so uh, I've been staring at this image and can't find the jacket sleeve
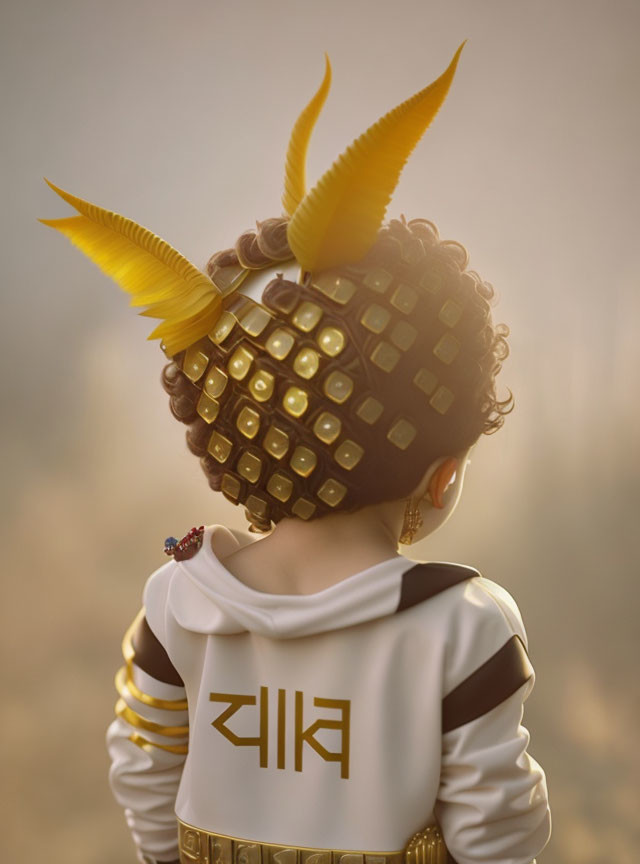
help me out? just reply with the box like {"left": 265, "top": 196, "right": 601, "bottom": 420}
{"left": 434, "top": 579, "right": 551, "bottom": 864}
{"left": 106, "top": 607, "right": 188, "bottom": 864}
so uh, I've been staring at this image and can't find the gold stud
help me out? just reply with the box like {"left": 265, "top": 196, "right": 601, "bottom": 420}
{"left": 317, "top": 478, "right": 347, "bottom": 507}
{"left": 283, "top": 386, "right": 309, "bottom": 417}
{"left": 360, "top": 303, "right": 391, "bottom": 334}
{"left": 290, "top": 445, "right": 317, "bottom": 477}
{"left": 313, "top": 411, "right": 342, "bottom": 444}
{"left": 433, "top": 332, "right": 461, "bottom": 365}
{"left": 370, "top": 341, "right": 401, "bottom": 372}
{"left": 265, "top": 328, "right": 295, "bottom": 360}
{"left": 413, "top": 368, "right": 438, "bottom": 396}
{"left": 237, "top": 451, "right": 263, "bottom": 483}
{"left": 263, "top": 426, "right": 290, "bottom": 460}
{"left": 204, "top": 366, "right": 228, "bottom": 399}
{"left": 248, "top": 369, "right": 275, "bottom": 402}
{"left": 390, "top": 283, "right": 418, "bottom": 314}
{"left": 208, "top": 311, "right": 236, "bottom": 345}
{"left": 236, "top": 406, "right": 261, "bottom": 439}
{"left": 390, "top": 321, "right": 418, "bottom": 351}
{"left": 419, "top": 269, "right": 445, "bottom": 295}
{"left": 401, "top": 237, "right": 423, "bottom": 265}
{"left": 438, "top": 298, "right": 464, "bottom": 328}
{"left": 430, "top": 385, "right": 455, "bottom": 415}
{"left": 356, "top": 396, "right": 384, "bottom": 424}
{"left": 183, "top": 346, "right": 209, "bottom": 382}
{"left": 363, "top": 268, "right": 393, "bottom": 294}
{"left": 334, "top": 439, "right": 364, "bottom": 470}
{"left": 291, "top": 498, "right": 316, "bottom": 520}
{"left": 196, "top": 392, "right": 220, "bottom": 424}
{"left": 221, "top": 473, "right": 241, "bottom": 501}
{"left": 238, "top": 304, "right": 271, "bottom": 337}
{"left": 208, "top": 431, "right": 233, "bottom": 463}
{"left": 387, "top": 418, "right": 418, "bottom": 450}
{"left": 323, "top": 371, "right": 353, "bottom": 404}
{"left": 312, "top": 274, "right": 357, "bottom": 305}
{"left": 246, "top": 495, "right": 268, "bottom": 518}
{"left": 228, "top": 346, "right": 254, "bottom": 380}
{"left": 293, "top": 347, "right": 320, "bottom": 379}
{"left": 317, "top": 326, "right": 346, "bottom": 357}
{"left": 267, "top": 471, "right": 294, "bottom": 502}
{"left": 292, "top": 301, "right": 323, "bottom": 332}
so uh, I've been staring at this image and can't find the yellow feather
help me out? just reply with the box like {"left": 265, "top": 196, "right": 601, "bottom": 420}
{"left": 39, "top": 179, "right": 222, "bottom": 354}
{"left": 287, "top": 42, "right": 465, "bottom": 274}
{"left": 281, "top": 53, "right": 332, "bottom": 218}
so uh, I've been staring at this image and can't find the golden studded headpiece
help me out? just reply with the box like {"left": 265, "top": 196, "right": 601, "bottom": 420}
{"left": 41, "top": 44, "right": 513, "bottom": 531}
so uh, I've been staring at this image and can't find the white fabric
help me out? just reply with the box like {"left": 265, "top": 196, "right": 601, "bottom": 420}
{"left": 109, "top": 523, "right": 550, "bottom": 863}
{"left": 107, "top": 645, "right": 189, "bottom": 861}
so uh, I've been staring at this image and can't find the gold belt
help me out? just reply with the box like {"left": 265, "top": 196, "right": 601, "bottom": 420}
{"left": 179, "top": 820, "right": 449, "bottom": 864}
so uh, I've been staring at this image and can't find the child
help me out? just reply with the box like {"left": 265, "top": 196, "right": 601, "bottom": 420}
{"left": 42, "top": 44, "right": 551, "bottom": 864}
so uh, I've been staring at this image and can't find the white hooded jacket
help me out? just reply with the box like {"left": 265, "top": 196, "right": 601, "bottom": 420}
{"left": 107, "top": 524, "right": 551, "bottom": 864}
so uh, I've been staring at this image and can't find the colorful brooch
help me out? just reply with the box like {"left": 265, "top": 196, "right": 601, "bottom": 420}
{"left": 164, "top": 525, "right": 205, "bottom": 561}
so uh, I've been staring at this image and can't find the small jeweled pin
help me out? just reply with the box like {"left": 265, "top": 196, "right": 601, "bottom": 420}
{"left": 164, "top": 526, "right": 205, "bottom": 561}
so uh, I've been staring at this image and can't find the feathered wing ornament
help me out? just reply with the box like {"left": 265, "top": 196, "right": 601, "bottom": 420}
{"left": 39, "top": 179, "right": 222, "bottom": 355}
{"left": 282, "top": 53, "right": 332, "bottom": 218}
{"left": 287, "top": 42, "right": 465, "bottom": 274}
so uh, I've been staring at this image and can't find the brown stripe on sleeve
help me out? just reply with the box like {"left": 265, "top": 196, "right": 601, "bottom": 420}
{"left": 442, "top": 635, "right": 533, "bottom": 734}
{"left": 396, "top": 562, "right": 478, "bottom": 612}
{"left": 131, "top": 615, "right": 184, "bottom": 687}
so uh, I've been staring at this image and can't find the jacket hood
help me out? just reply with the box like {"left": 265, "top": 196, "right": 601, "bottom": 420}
{"left": 159, "top": 524, "right": 406, "bottom": 640}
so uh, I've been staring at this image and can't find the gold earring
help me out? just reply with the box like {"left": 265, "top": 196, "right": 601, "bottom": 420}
{"left": 399, "top": 497, "right": 424, "bottom": 545}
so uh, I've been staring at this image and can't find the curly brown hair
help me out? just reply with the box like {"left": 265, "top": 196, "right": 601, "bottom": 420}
{"left": 161, "top": 216, "right": 513, "bottom": 530}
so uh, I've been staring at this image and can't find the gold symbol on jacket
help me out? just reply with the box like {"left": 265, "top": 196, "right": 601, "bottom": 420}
{"left": 209, "top": 686, "right": 351, "bottom": 778}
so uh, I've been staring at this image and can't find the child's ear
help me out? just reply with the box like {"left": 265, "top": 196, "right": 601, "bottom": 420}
{"left": 427, "top": 458, "right": 459, "bottom": 509}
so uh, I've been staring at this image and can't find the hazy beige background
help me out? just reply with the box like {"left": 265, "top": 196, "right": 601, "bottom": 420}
{"left": 2, "top": 0, "right": 639, "bottom": 861}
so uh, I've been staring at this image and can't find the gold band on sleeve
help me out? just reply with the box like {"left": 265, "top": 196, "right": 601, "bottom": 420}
{"left": 115, "top": 609, "right": 189, "bottom": 755}
{"left": 115, "top": 666, "right": 188, "bottom": 711}
{"left": 115, "top": 698, "right": 189, "bottom": 737}
{"left": 129, "top": 732, "right": 189, "bottom": 756}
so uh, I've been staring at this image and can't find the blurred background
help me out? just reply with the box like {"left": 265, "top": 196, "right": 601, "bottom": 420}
{"left": 2, "top": 1, "right": 638, "bottom": 861}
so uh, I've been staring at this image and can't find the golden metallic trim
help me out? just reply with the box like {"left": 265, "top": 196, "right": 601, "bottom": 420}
{"left": 292, "top": 301, "right": 323, "bottom": 332}
{"left": 129, "top": 732, "right": 188, "bottom": 756}
{"left": 197, "top": 391, "right": 220, "bottom": 424}
{"left": 312, "top": 273, "right": 358, "bottom": 305}
{"left": 313, "top": 411, "right": 342, "bottom": 444}
{"left": 432, "top": 332, "right": 461, "bottom": 365}
{"left": 438, "top": 298, "right": 464, "bottom": 328}
{"left": 116, "top": 698, "right": 189, "bottom": 737}
{"left": 263, "top": 425, "right": 290, "bottom": 460}
{"left": 115, "top": 666, "right": 188, "bottom": 712}
{"left": 238, "top": 304, "right": 272, "bottom": 337}
{"left": 283, "top": 385, "right": 310, "bottom": 418}
{"left": 208, "top": 431, "right": 233, "bottom": 464}
{"left": 183, "top": 346, "right": 209, "bottom": 383}
{"left": 208, "top": 310, "right": 237, "bottom": 345}
{"left": 316, "top": 477, "right": 347, "bottom": 507}
{"left": 405, "top": 827, "right": 448, "bottom": 864}
{"left": 248, "top": 369, "right": 275, "bottom": 402}
{"left": 429, "top": 385, "right": 455, "bottom": 415}
{"left": 237, "top": 451, "right": 263, "bottom": 484}
{"left": 121, "top": 607, "right": 146, "bottom": 667}
{"left": 390, "top": 283, "right": 418, "bottom": 314}
{"left": 221, "top": 473, "right": 242, "bottom": 500}
{"left": 203, "top": 366, "right": 228, "bottom": 399}
{"left": 178, "top": 818, "right": 409, "bottom": 858}
{"left": 356, "top": 396, "right": 384, "bottom": 425}
{"left": 291, "top": 497, "right": 316, "bottom": 520}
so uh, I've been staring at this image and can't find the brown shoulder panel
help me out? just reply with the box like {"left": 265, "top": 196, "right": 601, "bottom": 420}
{"left": 396, "top": 562, "right": 478, "bottom": 612}
{"left": 442, "top": 634, "right": 533, "bottom": 734}
{"left": 131, "top": 616, "right": 184, "bottom": 687}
